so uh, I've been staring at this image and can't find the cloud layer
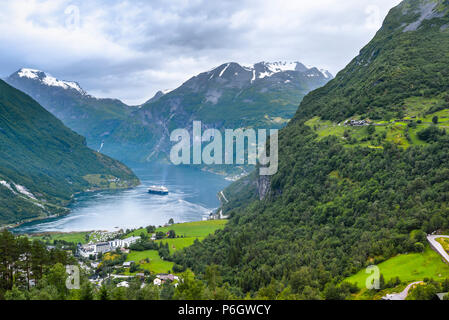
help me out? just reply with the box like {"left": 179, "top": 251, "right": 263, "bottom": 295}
{"left": 0, "top": 0, "right": 402, "bottom": 105}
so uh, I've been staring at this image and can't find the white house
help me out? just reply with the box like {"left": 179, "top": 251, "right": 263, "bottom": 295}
{"left": 123, "top": 261, "right": 134, "bottom": 268}
{"left": 78, "top": 244, "right": 96, "bottom": 258}
{"left": 110, "top": 236, "right": 141, "bottom": 249}
{"left": 95, "top": 242, "right": 111, "bottom": 254}
{"left": 123, "top": 236, "right": 141, "bottom": 247}
{"left": 153, "top": 278, "right": 162, "bottom": 286}
{"left": 77, "top": 235, "right": 141, "bottom": 258}
{"left": 117, "top": 281, "right": 129, "bottom": 288}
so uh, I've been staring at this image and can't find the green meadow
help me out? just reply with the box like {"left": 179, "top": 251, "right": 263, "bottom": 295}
{"left": 29, "top": 232, "right": 90, "bottom": 244}
{"left": 305, "top": 105, "right": 449, "bottom": 150}
{"left": 124, "top": 220, "right": 228, "bottom": 274}
{"left": 125, "top": 250, "right": 174, "bottom": 275}
{"left": 345, "top": 246, "right": 449, "bottom": 289}
{"left": 128, "top": 220, "right": 228, "bottom": 238}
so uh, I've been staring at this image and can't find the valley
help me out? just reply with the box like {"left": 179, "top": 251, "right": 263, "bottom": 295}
{"left": 2, "top": 0, "right": 449, "bottom": 302}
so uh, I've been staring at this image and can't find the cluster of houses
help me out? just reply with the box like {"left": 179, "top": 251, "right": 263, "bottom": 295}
{"left": 153, "top": 273, "right": 179, "bottom": 286}
{"left": 77, "top": 235, "right": 141, "bottom": 258}
{"left": 343, "top": 119, "right": 371, "bottom": 126}
{"left": 113, "top": 274, "right": 180, "bottom": 289}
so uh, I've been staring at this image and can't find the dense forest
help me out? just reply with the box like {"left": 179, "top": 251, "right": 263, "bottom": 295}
{"left": 173, "top": 0, "right": 449, "bottom": 298}
{"left": 175, "top": 124, "right": 449, "bottom": 297}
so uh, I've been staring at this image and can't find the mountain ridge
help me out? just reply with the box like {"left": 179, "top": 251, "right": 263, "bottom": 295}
{"left": 6, "top": 61, "right": 332, "bottom": 167}
{"left": 175, "top": 0, "right": 449, "bottom": 298}
{"left": 0, "top": 79, "right": 139, "bottom": 226}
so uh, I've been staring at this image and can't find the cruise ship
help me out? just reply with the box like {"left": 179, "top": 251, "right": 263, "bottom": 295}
{"left": 148, "top": 186, "right": 169, "bottom": 195}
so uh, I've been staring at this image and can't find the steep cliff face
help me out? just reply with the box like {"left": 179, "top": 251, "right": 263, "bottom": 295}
{"left": 258, "top": 175, "right": 271, "bottom": 200}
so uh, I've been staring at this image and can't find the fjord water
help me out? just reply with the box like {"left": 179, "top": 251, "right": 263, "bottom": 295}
{"left": 14, "top": 164, "right": 231, "bottom": 233}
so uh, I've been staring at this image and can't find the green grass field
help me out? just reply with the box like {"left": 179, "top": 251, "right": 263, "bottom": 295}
{"left": 128, "top": 220, "right": 228, "bottom": 238}
{"left": 157, "top": 220, "right": 227, "bottom": 237}
{"left": 156, "top": 237, "right": 199, "bottom": 253}
{"left": 125, "top": 250, "right": 174, "bottom": 275}
{"left": 30, "top": 232, "right": 90, "bottom": 244}
{"left": 305, "top": 106, "right": 449, "bottom": 150}
{"left": 345, "top": 247, "right": 449, "bottom": 289}
{"left": 123, "top": 220, "right": 228, "bottom": 274}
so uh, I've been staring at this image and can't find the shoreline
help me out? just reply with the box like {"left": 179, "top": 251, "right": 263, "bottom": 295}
{"left": 3, "top": 182, "right": 140, "bottom": 232}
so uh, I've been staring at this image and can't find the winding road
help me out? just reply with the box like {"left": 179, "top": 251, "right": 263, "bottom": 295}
{"left": 427, "top": 235, "right": 449, "bottom": 264}
{"left": 383, "top": 282, "right": 423, "bottom": 300}
{"left": 381, "top": 234, "right": 449, "bottom": 300}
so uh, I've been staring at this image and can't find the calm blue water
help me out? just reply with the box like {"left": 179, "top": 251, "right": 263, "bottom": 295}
{"left": 13, "top": 164, "right": 230, "bottom": 233}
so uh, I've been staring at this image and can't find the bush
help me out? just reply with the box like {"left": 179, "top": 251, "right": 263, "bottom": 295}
{"left": 417, "top": 126, "right": 446, "bottom": 142}
{"left": 414, "top": 242, "right": 425, "bottom": 252}
{"left": 432, "top": 116, "right": 439, "bottom": 124}
{"left": 173, "top": 264, "right": 186, "bottom": 273}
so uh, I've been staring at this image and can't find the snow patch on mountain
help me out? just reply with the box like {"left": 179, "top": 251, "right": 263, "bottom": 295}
{"left": 265, "top": 61, "right": 299, "bottom": 73}
{"left": 219, "top": 63, "right": 231, "bottom": 77}
{"left": 18, "top": 68, "right": 40, "bottom": 79}
{"left": 14, "top": 184, "right": 37, "bottom": 200}
{"left": 0, "top": 180, "right": 37, "bottom": 200}
{"left": 17, "top": 68, "right": 86, "bottom": 95}
{"left": 320, "top": 69, "right": 332, "bottom": 79}
{"left": 0, "top": 181, "right": 16, "bottom": 194}
{"left": 243, "top": 61, "right": 332, "bottom": 81}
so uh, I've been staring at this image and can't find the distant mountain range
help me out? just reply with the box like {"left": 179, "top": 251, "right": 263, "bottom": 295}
{"left": 6, "top": 62, "right": 333, "bottom": 166}
{"left": 0, "top": 79, "right": 139, "bottom": 226}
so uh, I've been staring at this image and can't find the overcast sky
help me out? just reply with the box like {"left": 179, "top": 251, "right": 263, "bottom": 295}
{"left": 0, "top": 0, "right": 402, "bottom": 105}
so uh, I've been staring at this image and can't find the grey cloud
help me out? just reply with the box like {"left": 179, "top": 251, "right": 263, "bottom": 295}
{"left": 0, "top": 0, "right": 402, "bottom": 104}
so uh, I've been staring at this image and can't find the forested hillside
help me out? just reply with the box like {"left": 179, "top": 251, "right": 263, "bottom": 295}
{"left": 175, "top": 0, "right": 449, "bottom": 299}
{"left": 0, "top": 80, "right": 139, "bottom": 225}
{"left": 295, "top": 0, "right": 449, "bottom": 122}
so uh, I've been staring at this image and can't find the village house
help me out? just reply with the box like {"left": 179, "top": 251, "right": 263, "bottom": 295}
{"left": 95, "top": 242, "right": 111, "bottom": 254}
{"left": 117, "top": 281, "right": 129, "bottom": 288}
{"left": 123, "top": 261, "right": 134, "bottom": 268}
{"left": 77, "top": 243, "right": 96, "bottom": 258}
{"left": 344, "top": 119, "right": 371, "bottom": 127}
{"left": 110, "top": 236, "right": 141, "bottom": 249}
{"left": 153, "top": 274, "right": 179, "bottom": 286}
{"left": 77, "top": 235, "right": 141, "bottom": 258}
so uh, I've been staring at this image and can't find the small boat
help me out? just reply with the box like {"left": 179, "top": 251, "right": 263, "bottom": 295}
{"left": 148, "top": 186, "right": 169, "bottom": 195}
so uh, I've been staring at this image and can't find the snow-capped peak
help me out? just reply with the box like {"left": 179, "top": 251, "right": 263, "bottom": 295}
{"left": 16, "top": 68, "right": 86, "bottom": 95}
{"left": 18, "top": 68, "right": 41, "bottom": 79}
{"left": 319, "top": 69, "right": 332, "bottom": 79}
{"left": 242, "top": 61, "right": 332, "bottom": 81}
{"left": 265, "top": 61, "right": 300, "bottom": 73}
